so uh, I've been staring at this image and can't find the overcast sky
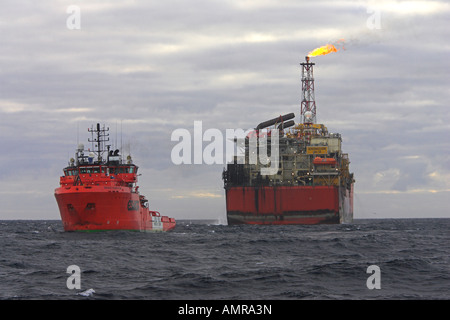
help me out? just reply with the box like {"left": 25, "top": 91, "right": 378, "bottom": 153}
{"left": 1, "top": 0, "right": 449, "bottom": 220}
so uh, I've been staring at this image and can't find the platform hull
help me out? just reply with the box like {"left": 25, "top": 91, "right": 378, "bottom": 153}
{"left": 225, "top": 185, "right": 353, "bottom": 225}
{"left": 55, "top": 186, "right": 175, "bottom": 232}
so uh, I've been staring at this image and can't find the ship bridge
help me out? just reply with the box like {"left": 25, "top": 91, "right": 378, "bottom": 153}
{"left": 60, "top": 123, "right": 140, "bottom": 189}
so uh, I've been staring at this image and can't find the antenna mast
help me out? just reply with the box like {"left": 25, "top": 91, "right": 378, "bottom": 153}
{"left": 88, "top": 123, "right": 110, "bottom": 163}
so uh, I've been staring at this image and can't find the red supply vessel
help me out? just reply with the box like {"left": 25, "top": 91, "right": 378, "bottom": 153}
{"left": 55, "top": 123, "right": 176, "bottom": 232}
{"left": 222, "top": 56, "right": 354, "bottom": 225}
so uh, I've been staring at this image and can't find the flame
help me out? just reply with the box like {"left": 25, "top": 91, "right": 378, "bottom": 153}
{"left": 307, "top": 44, "right": 337, "bottom": 57}
{"left": 307, "top": 43, "right": 340, "bottom": 57}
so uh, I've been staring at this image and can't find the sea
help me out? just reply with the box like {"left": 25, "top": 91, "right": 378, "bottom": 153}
{"left": 0, "top": 218, "right": 449, "bottom": 301}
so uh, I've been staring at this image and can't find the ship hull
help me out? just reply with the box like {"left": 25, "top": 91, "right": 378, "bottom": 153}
{"left": 55, "top": 186, "right": 176, "bottom": 232}
{"left": 225, "top": 185, "right": 353, "bottom": 225}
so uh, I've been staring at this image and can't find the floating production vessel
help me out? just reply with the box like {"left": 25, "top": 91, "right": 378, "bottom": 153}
{"left": 223, "top": 55, "right": 354, "bottom": 225}
{"left": 55, "top": 124, "right": 176, "bottom": 232}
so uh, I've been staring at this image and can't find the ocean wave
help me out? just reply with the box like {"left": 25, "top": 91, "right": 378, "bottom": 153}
{"left": 1, "top": 219, "right": 450, "bottom": 299}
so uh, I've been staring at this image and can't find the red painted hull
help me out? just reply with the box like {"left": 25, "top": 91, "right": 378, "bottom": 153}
{"left": 55, "top": 185, "right": 176, "bottom": 232}
{"left": 225, "top": 185, "right": 353, "bottom": 225}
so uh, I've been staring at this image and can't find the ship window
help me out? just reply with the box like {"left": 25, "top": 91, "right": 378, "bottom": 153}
{"left": 79, "top": 166, "right": 100, "bottom": 174}
{"left": 128, "top": 167, "right": 134, "bottom": 173}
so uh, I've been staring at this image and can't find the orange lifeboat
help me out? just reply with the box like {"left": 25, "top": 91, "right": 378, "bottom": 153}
{"left": 313, "top": 157, "right": 337, "bottom": 165}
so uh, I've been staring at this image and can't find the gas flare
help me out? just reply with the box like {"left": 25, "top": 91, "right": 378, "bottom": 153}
{"left": 307, "top": 44, "right": 339, "bottom": 57}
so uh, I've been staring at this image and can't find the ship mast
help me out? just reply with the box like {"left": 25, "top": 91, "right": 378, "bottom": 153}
{"left": 88, "top": 123, "right": 110, "bottom": 163}
{"left": 300, "top": 56, "right": 316, "bottom": 124}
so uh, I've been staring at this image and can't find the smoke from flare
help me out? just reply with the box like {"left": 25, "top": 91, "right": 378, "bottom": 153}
{"left": 307, "top": 44, "right": 339, "bottom": 57}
